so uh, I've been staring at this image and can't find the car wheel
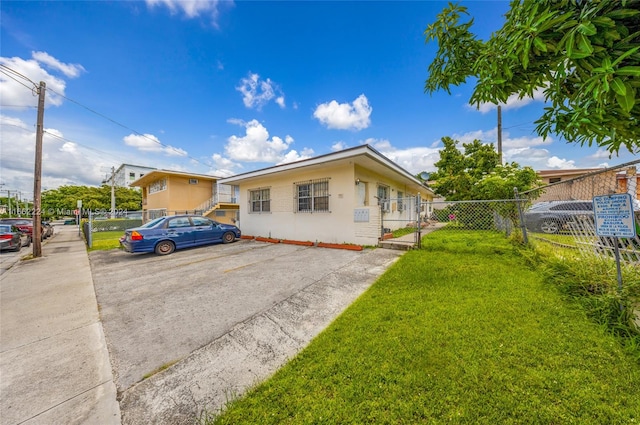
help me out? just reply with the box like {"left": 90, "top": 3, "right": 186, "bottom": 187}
{"left": 222, "top": 231, "right": 235, "bottom": 244}
{"left": 540, "top": 219, "right": 560, "bottom": 234}
{"left": 155, "top": 240, "right": 175, "bottom": 255}
{"left": 12, "top": 243, "right": 21, "bottom": 252}
{"left": 25, "top": 237, "right": 31, "bottom": 247}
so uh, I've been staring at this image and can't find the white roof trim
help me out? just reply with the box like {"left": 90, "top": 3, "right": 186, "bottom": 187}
{"left": 220, "top": 144, "right": 432, "bottom": 193}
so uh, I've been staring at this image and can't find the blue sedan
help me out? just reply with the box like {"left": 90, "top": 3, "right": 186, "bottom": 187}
{"left": 120, "top": 215, "right": 241, "bottom": 255}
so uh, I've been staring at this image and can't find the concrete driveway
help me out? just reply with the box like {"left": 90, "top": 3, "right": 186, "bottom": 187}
{"left": 89, "top": 239, "right": 403, "bottom": 424}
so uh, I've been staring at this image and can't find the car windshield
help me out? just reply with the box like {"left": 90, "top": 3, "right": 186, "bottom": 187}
{"left": 139, "top": 217, "right": 167, "bottom": 229}
{"left": 0, "top": 225, "right": 12, "bottom": 233}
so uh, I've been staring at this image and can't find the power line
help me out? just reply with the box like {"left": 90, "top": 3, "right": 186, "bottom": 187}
{"left": 42, "top": 130, "right": 134, "bottom": 164}
{"left": 0, "top": 121, "right": 130, "bottom": 165}
{"left": 1, "top": 63, "right": 214, "bottom": 170}
{"left": 44, "top": 86, "right": 214, "bottom": 169}
{"left": 0, "top": 68, "right": 38, "bottom": 93}
{"left": 0, "top": 64, "right": 38, "bottom": 87}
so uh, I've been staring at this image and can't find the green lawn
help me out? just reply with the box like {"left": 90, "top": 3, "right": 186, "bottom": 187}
{"left": 87, "top": 230, "right": 123, "bottom": 251}
{"left": 210, "top": 230, "right": 640, "bottom": 424}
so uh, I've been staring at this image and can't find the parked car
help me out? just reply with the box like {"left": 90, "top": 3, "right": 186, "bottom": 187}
{"left": 0, "top": 218, "right": 43, "bottom": 242}
{"left": 0, "top": 224, "right": 30, "bottom": 252}
{"left": 64, "top": 218, "right": 77, "bottom": 225}
{"left": 119, "top": 215, "right": 241, "bottom": 255}
{"left": 524, "top": 200, "right": 594, "bottom": 234}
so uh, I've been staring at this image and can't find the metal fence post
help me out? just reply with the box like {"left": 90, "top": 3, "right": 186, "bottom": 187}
{"left": 416, "top": 193, "right": 422, "bottom": 249}
{"left": 514, "top": 188, "right": 528, "bottom": 245}
{"left": 88, "top": 210, "right": 93, "bottom": 248}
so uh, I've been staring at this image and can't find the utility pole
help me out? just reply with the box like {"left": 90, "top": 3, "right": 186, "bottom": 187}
{"left": 497, "top": 105, "right": 503, "bottom": 165}
{"left": 33, "top": 81, "right": 45, "bottom": 258}
{"left": 110, "top": 166, "right": 116, "bottom": 217}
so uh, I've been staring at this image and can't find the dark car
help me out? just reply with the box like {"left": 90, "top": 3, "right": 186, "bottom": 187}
{"left": 524, "top": 200, "right": 594, "bottom": 234}
{"left": 120, "top": 215, "right": 241, "bottom": 255}
{"left": 0, "top": 218, "right": 43, "bottom": 242}
{"left": 0, "top": 224, "right": 30, "bottom": 252}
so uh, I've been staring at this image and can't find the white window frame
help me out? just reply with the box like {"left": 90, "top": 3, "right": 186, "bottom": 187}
{"left": 249, "top": 188, "right": 271, "bottom": 213}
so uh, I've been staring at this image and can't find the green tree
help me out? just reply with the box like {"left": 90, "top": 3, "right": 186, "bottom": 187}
{"left": 429, "top": 137, "right": 500, "bottom": 200}
{"left": 425, "top": 0, "right": 640, "bottom": 155}
{"left": 42, "top": 185, "right": 142, "bottom": 216}
{"left": 474, "top": 163, "right": 540, "bottom": 225}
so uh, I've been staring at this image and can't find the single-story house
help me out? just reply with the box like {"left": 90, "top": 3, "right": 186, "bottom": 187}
{"left": 219, "top": 145, "right": 435, "bottom": 246}
{"left": 130, "top": 170, "right": 239, "bottom": 225}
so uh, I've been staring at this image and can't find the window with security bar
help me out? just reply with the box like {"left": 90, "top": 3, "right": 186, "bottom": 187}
{"left": 249, "top": 188, "right": 270, "bottom": 213}
{"left": 296, "top": 179, "right": 330, "bottom": 213}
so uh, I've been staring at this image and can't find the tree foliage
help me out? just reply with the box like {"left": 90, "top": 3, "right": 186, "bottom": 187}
{"left": 41, "top": 185, "right": 142, "bottom": 216}
{"left": 429, "top": 137, "right": 539, "bottom": 201}
{"left": 425, "top": 0, "right": 640, "bottom": 155}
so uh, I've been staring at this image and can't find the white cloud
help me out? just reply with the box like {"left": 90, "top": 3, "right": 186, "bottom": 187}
{"left": 331, "top": 141, "right": 347, "bottom": 151}
{"left": 145, "top": 0, "right": 228, "bottom": 25}
{"left": 587, "top": 148, "right": 615, "bottom": 160}
{"left": 225, "top": 119, "right": 291, "bottom": 162}
{"left": 225, "top": 119, "right": 313, "bottom": 163}
{"left": 313, "top": 94, "right": 372, "bottom": 131}
{"left": 0, "top": 53, "right": 78, "bottom": 109}
{"left": 0, "top": 115, "right": 111, "bottom": 194}
{"left": 278, "top": 148, "right": 314, "bottom": 165}
{"left": 123, "top": 133, "right": 188, "bottom": 157}
{"left": 236, "top": 73, "right": 285, "bottom": 110}
{"left": 210, "top": 153, "right": 240, "bottom": 177}
{"left": 475, "top": 87, "right": 546, "bottom": 114}
{"left": 31, "top": 51, "right": 85, "bottom": 78}
{"left": 452, "top": 128, "right": 552, "bottom": 149}
{"left": 546, "top": 156, "right": 577, "bottom": 169}
{"left": 362, "top": 138, "right": 440, "bottom": 174}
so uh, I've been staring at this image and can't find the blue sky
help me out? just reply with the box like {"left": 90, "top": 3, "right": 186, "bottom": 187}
{"left": 1, "top": 0, "right": 636, "bottom": 199}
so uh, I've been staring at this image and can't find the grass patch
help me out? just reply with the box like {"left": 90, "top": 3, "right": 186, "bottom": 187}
{"left": 208, "top": 230, "right": 640, "bottom": 424}
{"left": 142, "top": 360, "right": 179, "bottom": 381}
{"left": 391, "top": 226, "right": 417, "bottom": 238}
{"left": 88, "top": 230, "right": 123, "bottom": 251}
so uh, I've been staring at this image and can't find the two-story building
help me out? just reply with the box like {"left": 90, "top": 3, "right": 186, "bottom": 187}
{"left": 130, "top": 170, "right": 239, "bottom": 225}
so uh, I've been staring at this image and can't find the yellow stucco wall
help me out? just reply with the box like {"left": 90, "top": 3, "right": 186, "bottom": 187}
{"left": 144, "top": 176, "right": 214, "bottom": 212}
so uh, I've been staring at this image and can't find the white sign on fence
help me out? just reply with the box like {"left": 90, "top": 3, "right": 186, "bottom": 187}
{"left": 592, "top": 194, "right": 636, "bottom": 238}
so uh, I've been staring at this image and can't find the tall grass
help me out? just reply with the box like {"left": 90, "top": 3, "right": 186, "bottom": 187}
{"left": 208, "top": 230, "right": 640, "bottom": 424}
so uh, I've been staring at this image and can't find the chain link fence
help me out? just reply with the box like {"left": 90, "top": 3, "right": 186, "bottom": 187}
{"left": 520, "top": 160, "right": 640, "bottom": 264}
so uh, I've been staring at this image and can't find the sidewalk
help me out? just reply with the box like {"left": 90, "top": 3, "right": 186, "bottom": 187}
{"left": 0, "top": 225, "right": 120, "bottom": 425}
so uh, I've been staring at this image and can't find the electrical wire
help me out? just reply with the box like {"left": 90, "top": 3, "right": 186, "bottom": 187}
{"left": 0, "top": 121, "right": 130, "bottom": 165}
{"left": 44, "top": 86, "right": 214, "bottom": 169}
{"left": 0, "top": 68, "right": 38, "bottom": 93}
{"left": 1, "top": 63, "right": 214, "bottom": 170}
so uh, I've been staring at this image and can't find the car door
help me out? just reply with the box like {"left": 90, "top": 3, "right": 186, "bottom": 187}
{"left": 164, "top": 217, "right": 196, "bottom": 249}
{"left": 191, "top": 216, "right": 220, "bottom": 245}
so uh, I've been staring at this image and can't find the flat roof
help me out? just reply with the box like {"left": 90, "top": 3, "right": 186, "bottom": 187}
{"left": 130, "top": 169, "right": 221, "bottom": 187}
